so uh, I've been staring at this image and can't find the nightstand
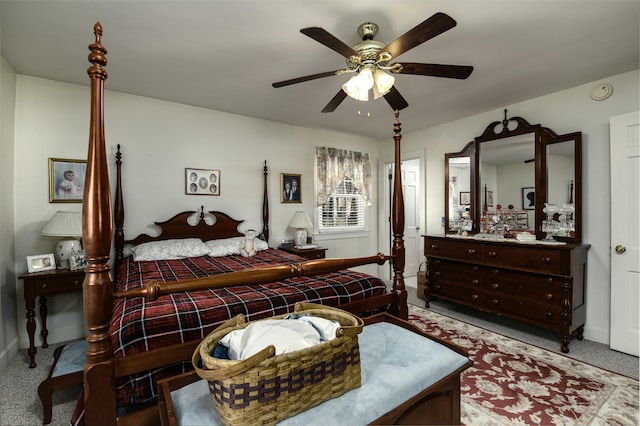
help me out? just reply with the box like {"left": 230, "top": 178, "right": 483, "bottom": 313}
{"left": 18, "top": 269, "right": 84, "bottom": 368}
{"left": 278, "top": 245, "right": 327, "bottom": 260}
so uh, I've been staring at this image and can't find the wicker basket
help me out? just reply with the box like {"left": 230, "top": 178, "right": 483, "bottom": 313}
{"left": 417, "top": 262, "right": 427, "bottom": 300}
{"left": 192, "top": 302, "right": 364, "bottom": 426}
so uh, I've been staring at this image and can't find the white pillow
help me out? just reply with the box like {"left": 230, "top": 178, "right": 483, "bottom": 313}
{"left": 131, "top": 238, "right": 211, "bottom": 261}
{"left": 206, "top": 238, "right": 242, "bottom": 257}
{"left": 206, "top": 236, "right": 269, "bottom": 257}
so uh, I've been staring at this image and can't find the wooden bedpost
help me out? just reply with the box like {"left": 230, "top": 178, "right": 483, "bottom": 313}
{"left": 83, "top": 22, "right": 116, "bottom": 425}
{"left": 262, "top": 160, "right": 270, "bottom": 243}
{"left": 113, "top": 144, "right": 124, "bottom": 283}
{"left": 391, "top": 110, "right": 408, "bottom": 319}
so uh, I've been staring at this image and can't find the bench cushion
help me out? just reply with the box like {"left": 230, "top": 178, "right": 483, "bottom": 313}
{"left": 170, "top": 321, "right": 468, "bottom": 425}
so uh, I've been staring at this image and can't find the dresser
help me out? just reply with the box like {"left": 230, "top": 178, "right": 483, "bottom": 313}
{"left": 423, "top": 235, "right": 589, "bottom": 353}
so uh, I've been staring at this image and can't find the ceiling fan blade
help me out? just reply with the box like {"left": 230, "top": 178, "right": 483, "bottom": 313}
{"left": 383, "top": 87, "right": 409, "bottom": 111}
{"left": 383, "top": 12, "right": 457, "bottom": 59}
{"left": 396, "top": 63, "right": 473, "bottom": 79}
{"left": 272, "top": 70, "right": 342, "bottom": 88}
{"left": 322, "top": 90, "right": 348, "bottom": 113}
{"left": 300, "top": 27, "right": 358, "bottom": 58}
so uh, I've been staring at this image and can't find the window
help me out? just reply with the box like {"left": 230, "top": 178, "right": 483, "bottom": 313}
{"left": 315, "top": 147, "right": 371, "bottom": 234}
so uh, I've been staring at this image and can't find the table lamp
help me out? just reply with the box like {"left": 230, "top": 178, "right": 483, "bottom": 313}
{"left": 288, "top": 211, "right": 313, "bottom": 247}
{"left": 41, "top": 211, "right": 83, "bottom": 269}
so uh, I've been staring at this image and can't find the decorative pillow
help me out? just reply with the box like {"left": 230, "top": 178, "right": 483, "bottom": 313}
{"left": 206, "top": 238, "right": 242, "bottom": 257}
{"left": 206, "top": 236, "right": 269, "bottom": 257}
{"left": 131, "top": 238, "right": 211, "bottom": 261}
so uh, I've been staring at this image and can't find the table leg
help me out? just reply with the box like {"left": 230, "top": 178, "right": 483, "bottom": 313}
{"left": 25, "top": 296, "right": 37, "bottom": 368}
{"left": 40, "top": 296, "right": 49, "bottom": 348}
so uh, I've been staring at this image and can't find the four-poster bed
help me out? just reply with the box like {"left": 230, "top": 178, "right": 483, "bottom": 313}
{"left": 80, "top": 22, "right": 414, "bottom": 425}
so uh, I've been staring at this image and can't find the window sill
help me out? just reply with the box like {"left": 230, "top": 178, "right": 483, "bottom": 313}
{"left": 313, "top": 230, "right": 369, "bottom": 241}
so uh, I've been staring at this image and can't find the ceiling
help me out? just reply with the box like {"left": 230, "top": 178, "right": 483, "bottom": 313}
{"left": 2, "top": 1, "right": 638, "bottom": 140}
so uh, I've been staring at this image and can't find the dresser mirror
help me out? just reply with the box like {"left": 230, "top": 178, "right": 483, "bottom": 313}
{"left": 444, "top": 142, "right": 475, "bottom": 234}
{"left": 444, "top": 110, "right": 582, "bottom": 243}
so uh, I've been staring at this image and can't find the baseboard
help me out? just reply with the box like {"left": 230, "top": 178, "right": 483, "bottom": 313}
{"left": 0, "top": 336, "right": 20, "bottom": 373}
{"left": 583, "top": 324, "right": 610, "bottom": 346}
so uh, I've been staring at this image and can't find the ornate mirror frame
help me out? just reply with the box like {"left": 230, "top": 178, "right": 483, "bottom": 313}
{"left": 444, "top": 110, "right": 582, "bottom": 243}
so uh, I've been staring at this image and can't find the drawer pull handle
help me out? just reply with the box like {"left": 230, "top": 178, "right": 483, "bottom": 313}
{"left": 431, "top": 244, "right": 439, "bottom": 250}
{"left": 472, "top": 266, "right": 479, "bottom": 272}
{"left": 491, "top": 269, "right": 499, "bottom": 275}
{"left": 491, "top": 283, "right": 499, "bottom": 290}
{"left": 545, "top": 312, "right": 553, "bottom": 319}
{"left": 472, "top": 279, "right": 480, "bottom": 286}
{"left": 435, "top": 285, "right": 441, "bottom": 290}
{"left": 491, "top": 299, "right": 499, "bottom": 305}
{"left": 434, "top": 272, "right": 441, "bottom": 277}
{"left": 41, "top": 283, "right": 47, "bottom": 289}
{"left": 471, "top": 294, "right": 479, "bottom": 301}
{"left": 73, "top": 280, "right": 81, "bottom": 286}
{"left": 545, "top": 293, "right": 553, "bottom": 301}
{"left": 541, "top": 257, "right": 552, "bottom": 264}
{"left": 468, "top": 249, "right": 476, "bottom": 255}
{"left": 488, "top": 251, "right": 497, "bottom": 258}
{"left": 546, "top": 278, "right": 554, "bottom": 284}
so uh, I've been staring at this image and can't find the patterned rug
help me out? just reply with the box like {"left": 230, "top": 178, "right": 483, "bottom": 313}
{"left": 408, "top": 304, "right": 639, "bottom": 426}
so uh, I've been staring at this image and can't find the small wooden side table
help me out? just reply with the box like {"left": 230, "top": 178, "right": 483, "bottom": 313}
{"left": 277, "top": 245, "right": 327, "bottom": 260}
{"left": 18, "top": 269, "right": 84, "bottom": 368}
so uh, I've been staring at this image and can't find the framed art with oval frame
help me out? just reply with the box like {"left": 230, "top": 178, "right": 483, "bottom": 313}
{"left": 186, "top": 168, "right": 220, "bottom": 195}
{"left": 281, "top": 173, "right": 301, "bottom": 203}
{"left": 49, "top": 158, "right": 87, "bottom": 203}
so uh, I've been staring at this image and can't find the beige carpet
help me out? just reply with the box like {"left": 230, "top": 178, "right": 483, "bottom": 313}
{"left": 409, "top": 304, "right": 640, "bottom": 426}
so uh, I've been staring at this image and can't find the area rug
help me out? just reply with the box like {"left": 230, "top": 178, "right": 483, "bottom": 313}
{"left": 408, "top": 304, "right": 639, "bottom": 426}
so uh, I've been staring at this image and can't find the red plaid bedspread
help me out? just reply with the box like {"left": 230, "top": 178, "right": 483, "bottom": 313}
{"left": 112, "top": 248, "right": 387, "bottom": 409}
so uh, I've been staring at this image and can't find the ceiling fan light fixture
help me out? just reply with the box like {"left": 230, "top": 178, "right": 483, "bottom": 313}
{"left": 342, "top": 67, "right": 374, "bottom": 101}
{"left": 373, "top": 69, "right": 395, "bottom": 99}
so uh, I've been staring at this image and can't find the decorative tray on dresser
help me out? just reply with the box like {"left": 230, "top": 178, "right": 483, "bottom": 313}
{"left": 423, "top": 235, "right": 590, "bottom": 353}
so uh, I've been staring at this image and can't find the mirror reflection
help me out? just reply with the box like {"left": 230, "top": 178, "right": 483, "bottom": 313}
{"left": 448, "top": 156, "right": 471, "bottom": 233}
{"left": 479, "top": 133, "right": 535, "bottom": 236}
{"left": 543, "top": 140, "right": 576, "bottom": 238}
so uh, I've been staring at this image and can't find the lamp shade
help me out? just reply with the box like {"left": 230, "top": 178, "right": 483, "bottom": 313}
{"left": 41, "top": 211, "right": 83, "bottom": 269}
{"left": 41, "top": 211, "right": 82, "bottom": 237}
{"left": 288, "top": 211, "right": 313, "bottom": 230}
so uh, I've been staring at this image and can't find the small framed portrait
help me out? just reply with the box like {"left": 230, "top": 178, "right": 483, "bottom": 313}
{"left": 26, "top": 253, "right": 56, "bottom": 273}
{"left": 70, "top": 253, "right": 88, "bottom": 271}
{"left": 488, "top": 191, "right": 494, "bottom": 208}
{"left": 186, "top": 168, "right": 220, "bottom": 196}
{"left": 281, "top": 173, "right": 301, "bottom": 203}
{"left": 459, "top": 191, "right": 470, "bottom": 206}
{"left": 49, "top": 158, "right": 87, "bottom": 203}
{"left": 522, "top": 187, "right": 535, "bottom": 210}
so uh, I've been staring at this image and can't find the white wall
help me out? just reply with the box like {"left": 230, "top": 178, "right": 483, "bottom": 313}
{"left": 0, "top": 58, "right": 18, "bottom": 373}
{"left": 12, "top": 76, "right": 380, "bottom": 349}
{"left": 380, "top": 69, "right": 640, "bottom": 345}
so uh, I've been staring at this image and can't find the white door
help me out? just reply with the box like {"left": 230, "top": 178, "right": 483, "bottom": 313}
{"left": 402, "top": 160, "right": 421, "bottom": 277}
{"left": 610, "top": 111, "right": 639, "bottom": 356}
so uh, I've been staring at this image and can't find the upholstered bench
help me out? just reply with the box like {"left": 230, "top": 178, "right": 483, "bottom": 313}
{"left": 37, "top": 340, "right": 86, "bottom": 425}
{"left": 158, "top": 314, "right": 471, "bottom": 425}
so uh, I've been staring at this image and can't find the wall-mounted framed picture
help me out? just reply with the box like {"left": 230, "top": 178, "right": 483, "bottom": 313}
{"left": 522, "top": 187, "right": 535, "bottom": 210}
{"left": 488, "top": 191, "right": 494, "bottom": 207}
{"left": 70, "top": 253, "right": 88, "bottom": 271}
{"left": 49, "top": 158, "right": 87, "bottom": 203}
{"left": 459, "top": 191, "right": 470, "bottom": 206}
{"left": 281, "top": 173, "right": 301, "bottom": 203}
{"left": 26, "top": 253, "right": 56, "bottom": 273}
{"left": 186, "top": 168, "right": 220, "bottom": 195}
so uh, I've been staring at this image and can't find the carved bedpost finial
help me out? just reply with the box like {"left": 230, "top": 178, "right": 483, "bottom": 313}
{"left": 88, "top": 22, "right": 108, "bottom": 79}
{"left": 200, "top": 206, "right": 205, "bottom": 222}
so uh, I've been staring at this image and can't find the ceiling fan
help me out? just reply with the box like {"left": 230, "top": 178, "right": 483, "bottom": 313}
{"left": 272, "top": 12, "right": 474, "bottom": 113}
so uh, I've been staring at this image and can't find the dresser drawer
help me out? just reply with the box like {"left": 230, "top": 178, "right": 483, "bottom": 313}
{"left": 483, "top": 245, "right": 570, "bottom": 275}
{"left": 484, "top": 268, "right": 563, "bottom": 305}
{"left": 428, "top": 259, "right": 482, "bottom": 290}
{"left": 424, "top": 237, "right": 481, "bottom": 262}
{"left": 430, "top": 281, "right": 485, "bottom": 306}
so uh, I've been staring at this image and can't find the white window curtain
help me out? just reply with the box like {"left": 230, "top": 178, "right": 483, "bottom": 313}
{"left": 315, "top": 147, "right": 371, "bottom": 207}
